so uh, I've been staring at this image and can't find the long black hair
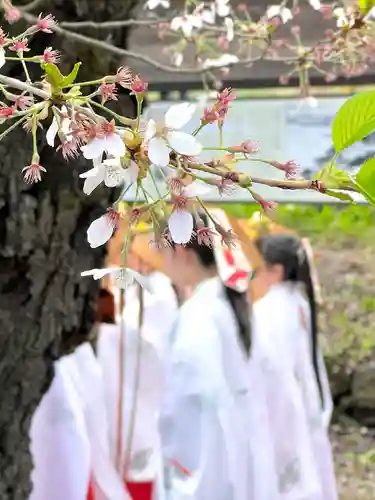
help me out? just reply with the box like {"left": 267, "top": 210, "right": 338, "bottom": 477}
{"left": 256, "top": 234, "right": 323, "bottom": 405}
{"left": 169, "top": 213, "right": 251, "bottom": 355}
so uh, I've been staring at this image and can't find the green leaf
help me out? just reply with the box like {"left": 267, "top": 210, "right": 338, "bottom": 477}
{"left": 356, "top": 157, "right": 375, "bottom": 205}
{"left": 332, "top": 90, "right": 375, "bottom": 153}
{"left": 65, "top": 85, "right": 82, "bottom": 98}
{"left": 323, "top": 189, "right": 354, "bottom": 203}
{"left": 358, "top": 0, "right": 375, "bottom": 15}
{"left": 41, "top": 63, "right": 64, "bottom": 92}
{"left": 314, "top": 164, "right": 358, "bottom": 190}
{"left": 62, "top": 62, "right": 82, "bottom": 88}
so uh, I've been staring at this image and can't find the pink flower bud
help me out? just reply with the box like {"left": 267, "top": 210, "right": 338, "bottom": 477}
{"left": 36, "top": 14, "right": 57, "bottom": 33}
{"left": 9, "top": 39, "right": 30, "bottom": 53}
{"left": 291, "top": 25, "right": 300, "bottom": 36}
{"left": 0, "top": 104, "right": 15, "bottom": 118}
{"left": 270, "top": 159, "right": 300, "bottom": 180}
{"left": 99, "top": 83, "right": 118, "bottom": 103}
{"left": 4, "top": 1, "right": 21, "bottom": 24}
{"left": 131, "top": 75, "right": 148, "bottom": 94}
{"left": 22, "top": 162, "right": 46, "bottom": 184}
{"left": 42, "top": 47, "right": 61, "bottom": 64}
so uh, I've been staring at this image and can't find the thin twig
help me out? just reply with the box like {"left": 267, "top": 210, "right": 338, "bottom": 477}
{"left": 60, "top": 18, "right": 163, "bottom": 29}
{"left": 0, "top": 74, "right": 49, "bottom": 99}
{"left": 18, "top": 0, "right": 47, "bottom": 12}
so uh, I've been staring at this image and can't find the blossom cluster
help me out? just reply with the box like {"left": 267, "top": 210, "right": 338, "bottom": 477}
{"left": 143, "top": 0, "right": 375, "bottom": 102}
{"left": 0, "top": 1, "right": 365, "bottom": 290}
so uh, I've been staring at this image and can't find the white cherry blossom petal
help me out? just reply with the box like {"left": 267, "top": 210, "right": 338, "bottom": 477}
{"left": 80, "top": 167, "right": 106, "bottom": 195}
{"left": 164, "top": 102, "right": 196, "bottom": 129}
{"left": 202, "top": 54, "right": 239, "bottom": 69}
{"left": 166, "top": 130, "right": 202, "bottom": 156}
{"left": 201, "top": 6, "right": 215, "bottom": 24}
{"left": 266, "top": 5, "right": 293, "bottom": 23}
{"left": 81, "top": 267, "right": 116, "bottom": 280}
{"left": 145, "top": 119, "right": 157, "bottom": 141}
{"left": 168, "top": 210, "right": 194, "bottom": 244}
{"left": 148, "top": 136, "right": 170, "bottom": 167}
{"left": 0, "top": 48, "right": 5, "bottom": 69}
{"left": 125, "top": 161, "right": 139, "bottom": 184}
{"left": 145, "top": 0, "right": 170, "bottom": 9}
{"left": 225, "top": 17, "right": 234, "bottom": 42}
{"left": 308, "top": 0, "right": 321, "bottom": 10}
{"left": 216, "top": 0, "right": 230, "bottom": 17}
{"left": 87, "top": 213, "right": 116, "bottom": 248}
{"left": 183, "top": 180, "right": 213, "bottom": 198}
{"left": 104, "top": 134, "right": 126, "bottom": 157}
{"left": 82, "top": 138, "right": 107, "bottom": 160}
{"left": 46, "top": 117, "right": 59, "bottom": 147}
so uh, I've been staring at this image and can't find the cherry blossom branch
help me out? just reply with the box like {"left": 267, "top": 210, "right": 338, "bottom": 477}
{"left": 20, "top": 0, "right": 47, "bottom": 12}
{"left": 21, "top": 11, "right": 270, "bottom": 74}
{"left": 0, "top": 74, "right": 49, "bottom": 99}
{"left": 59, "top": 18, "right": 162, "bottom": 29}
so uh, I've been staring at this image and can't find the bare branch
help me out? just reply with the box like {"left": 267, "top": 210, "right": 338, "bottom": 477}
{"left": 21, "top": 11, "right": 270, "bottom": 75}
{"left": 0, "top": 74, "right": 49, "bottom": 99}
{"left": 60, "top": 18, "right": 163, "bottom": 29}
{"left": 17, "top": 0, "right": 47, "bottom": 12}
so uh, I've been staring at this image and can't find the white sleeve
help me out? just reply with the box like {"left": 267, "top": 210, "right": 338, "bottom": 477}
{"left": 252, "top": 309, "right": 320, "bottom": 499}
{"left": 159, "top": 316, "right": 229, "bottom": 499}
{"left": 29, "top": 366, "right": 91, "bottom": 500}
{"left": 317, "top": 350, "right": 334, "bottom": 429}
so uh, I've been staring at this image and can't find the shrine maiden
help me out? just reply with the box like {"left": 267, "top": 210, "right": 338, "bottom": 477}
{"left": 158, "top": 209, "right": 253, "bottom": 500}
{"left": 97, "top": 233, "right": 179, "bottom": 500}
{"left": 253, "top": 233, "right": 337, "bottom": 500}
{"left": 29, "top": 341, "right": 129, "bottom": 500}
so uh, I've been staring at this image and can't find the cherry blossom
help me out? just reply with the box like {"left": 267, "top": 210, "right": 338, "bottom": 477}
{"left": 42, "top": 47, "right": 60, "bottom": 64}
{"left": 215, "top": 0, "right": 231, "bottom": 17}
{"left": 308, "top": 0, "right": 321, "bottom": 10}
{"left": 22, "top": 162, "right": 46, "bottom": 184}
{"left": 36, "top": 14, "right": 57, "bottom": 33}
{"left": 202, "top": 54, "right": 239, "bottom": 69}
{"left": 81, "top": 266, "right": 151, "bottom": 291}
{"left": 168, "top": 181, "right": 214, "bottom": 244}
{"left": 80, "top": 156, "right": 138, "bottom": 195}
{"left": 145, "top": 102, "right": 202, "bottom": 167}
{"left": 266, "top": 5, "right": 293, "bottom": 23}
{"left": 170, "top": 14, "right": 203, "bottom": 37}
{"left": 46, "top": 107, "right": 71, "bottom": 147}
{"left": 81, "top": 122, "right": 126, "bottom": 160}
{"left": 0, "top": 48, "right": 5, "bottom": 68}
{"left": 86, "top": 208, "right": 120, "bottom": 248}
{"left": 224, "top": 17, "right": 234, "bottom": 42}
{"left": 145, "top": 0, "right": 170, "bottom": 9}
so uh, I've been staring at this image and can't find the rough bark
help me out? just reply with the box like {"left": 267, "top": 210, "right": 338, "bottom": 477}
{"left": 0, "top": 1, "right": 139, "bottom": 498}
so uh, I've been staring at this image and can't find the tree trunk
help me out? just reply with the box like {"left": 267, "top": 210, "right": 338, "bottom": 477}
{"left": 0, "top": 1, "right": 139, "bottom": 498}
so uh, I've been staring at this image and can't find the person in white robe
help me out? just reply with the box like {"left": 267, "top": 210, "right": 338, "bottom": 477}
{"left": 97, "top": 234, "right": 179, "bottom": 500}
{"left": 29, "top": 341, "right": 129, "bottom": 500}
{"left": 252, "top": 233, "right": 338, "bottom": 500}
{"left": 158, "top": 208, "right": 255, "bottom": 500}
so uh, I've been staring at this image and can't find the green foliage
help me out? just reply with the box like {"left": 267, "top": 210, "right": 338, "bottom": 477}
{"left": 356, "top": 158, "right": 375, "bottom": 205}
{"left": 332, "top": 90, "right": 375, "bottom": 153}
{"left": 41, "top": 62, "right": 82, "bottom": 96}
{"left": 223, "top": 203, "right": 375, "bottom": 245}
{"left": 358, "top": 0, "right": 375, "bottom": 15}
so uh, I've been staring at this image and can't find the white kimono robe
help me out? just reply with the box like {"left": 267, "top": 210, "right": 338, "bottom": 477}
{"left": 29, "top": 343, "right": 128, "bottom": 500}
{"left": 252, "top": 283, "right": 337, "bottom": 500}
{"left": 97, "top": 272, "right": 178, "bottom": 496}
{"left": 295, "top": 291, "right": 338, "bottom": 500}
{"left": 159, "top": 277, "right": 252, "bottom": 500}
